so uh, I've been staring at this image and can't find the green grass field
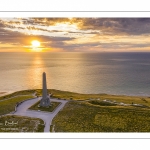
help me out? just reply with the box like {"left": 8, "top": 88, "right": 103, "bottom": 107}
{"left": 0, "top": 115, "right": 44, "bottom": 132}
{"left": 52, "top": 100, "right": 150, "bottom": 132}
{"left": 34, "top": 89, "right": 150, "bottom": 132}
{"left": 0, "top": 95, "right": 33, "bottom": 115}
{"left": 29, "top": 101, "right": 61, "bottom": 112}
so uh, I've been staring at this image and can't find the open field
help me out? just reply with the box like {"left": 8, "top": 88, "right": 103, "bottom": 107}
{"left": 29, "top": 101, "right": 61, "bottom": 112}
{"left": 52, "top": 101, "right": 150, "bottom": 132}
{"left": 0, "top": 115, "right": 44, "bottom": 132}
{"left": 0, "top": 95, "right": 33, "bottom": 115}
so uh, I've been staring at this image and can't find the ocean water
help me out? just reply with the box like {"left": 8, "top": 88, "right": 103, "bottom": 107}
{"left": 0, "top": 52, "right": 150, "bottom": 96}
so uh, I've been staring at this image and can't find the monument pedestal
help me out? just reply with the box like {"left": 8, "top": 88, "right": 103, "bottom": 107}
{"left": 40, "top": 96, "right": 51, "bottom": 107}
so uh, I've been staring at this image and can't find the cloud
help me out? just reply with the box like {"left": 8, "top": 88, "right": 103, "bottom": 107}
{"left": 1, "top": 18, "right": 150, "bottom": 52}
{"left": 77, "top": 18, "right": 150, "bottom": 35}
{"left": 20, "top": 18, "right": 150, "bottom": 36}
{"left": 2, "top": 18, "right": 150, "bottom": 36}
{"left": 0, "top": 25, "right": 75, "bottom": 48}
{"left": 21, "top": 18, "right": 71, "bottom": 26}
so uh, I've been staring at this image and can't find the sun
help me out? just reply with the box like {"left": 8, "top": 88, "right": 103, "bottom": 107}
{"left": 31, "top": 40, "right": 42, "bottom": 52}
{"left": 31, "top": 40, "right": 40, "bottom": 47}
{"left": 31, "top": 40, "right": 40, "bottom": 48}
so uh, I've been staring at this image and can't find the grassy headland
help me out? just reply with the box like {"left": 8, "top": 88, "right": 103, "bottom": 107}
{"left": 1, "top": 89, "right": 150, "bottom": 132}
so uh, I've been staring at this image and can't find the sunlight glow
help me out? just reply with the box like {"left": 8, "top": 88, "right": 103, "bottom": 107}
{"left": 30, "top": 40, "right": 42, "bottom": 52}
{"left": 31, "top": 40, "right": 41, "bottom": 48}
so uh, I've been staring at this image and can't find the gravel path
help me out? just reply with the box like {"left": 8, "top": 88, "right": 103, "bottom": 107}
{"left": 13, "top": 97, "right": 68, "bottom": 132}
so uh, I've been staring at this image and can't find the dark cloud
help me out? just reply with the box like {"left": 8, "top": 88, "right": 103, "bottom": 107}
{"left": 21, "top": 18, "right": 150, "bottom": 35}
{"left": 42, "top": 39, "right": 99, "bottom": 51}
{"left": 57, "top": 41, "right": 150, "bottom": 51}
{"left": 3, "top": 18, "right": 150, "bottom": 36}
{"left": 92, "top": 42, "right": 150, "bottom": 49}
{"left": 77, "top": 18, "right": 150, "bottom": 35}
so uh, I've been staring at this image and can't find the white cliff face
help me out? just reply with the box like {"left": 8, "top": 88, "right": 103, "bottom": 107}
{"left": 40, "top": 72, "right": 51, "bottom": 107}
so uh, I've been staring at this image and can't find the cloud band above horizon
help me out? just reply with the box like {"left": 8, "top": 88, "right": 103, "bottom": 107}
{"left": 0, "top": 18, "right": 150, "bottom": 52}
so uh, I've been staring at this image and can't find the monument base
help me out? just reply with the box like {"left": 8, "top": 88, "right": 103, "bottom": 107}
{"left": 40, "top": 96, "right": 51, "bottom": 107}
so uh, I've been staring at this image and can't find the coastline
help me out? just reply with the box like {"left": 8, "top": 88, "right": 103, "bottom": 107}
{"left": 0, "top": 92, "right": 9, "bottom": 96}
{"left": 0, "top": 89, "right": 150, "bottom": 98}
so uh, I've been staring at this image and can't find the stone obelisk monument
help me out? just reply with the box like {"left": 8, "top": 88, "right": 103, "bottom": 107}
{"left": 40, "top": 72, "right": 51, "bottom": 107}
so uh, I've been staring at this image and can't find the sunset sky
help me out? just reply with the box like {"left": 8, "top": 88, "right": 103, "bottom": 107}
{"left": 0, "top": 18, "right": 150, "bottom": 52}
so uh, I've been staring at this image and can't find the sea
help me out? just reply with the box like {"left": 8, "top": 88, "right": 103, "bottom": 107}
{"left": 0, "top": 52, "right": 150, "bottom": 96}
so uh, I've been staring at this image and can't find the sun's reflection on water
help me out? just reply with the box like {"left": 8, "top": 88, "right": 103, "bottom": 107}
{"left": 25, "top": 54, "right": 48, "bottom": 89}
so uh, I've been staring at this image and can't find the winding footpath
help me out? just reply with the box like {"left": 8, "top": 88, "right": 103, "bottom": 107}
{"left": 12, "top": 97, "right": 68, "bottom": 132}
